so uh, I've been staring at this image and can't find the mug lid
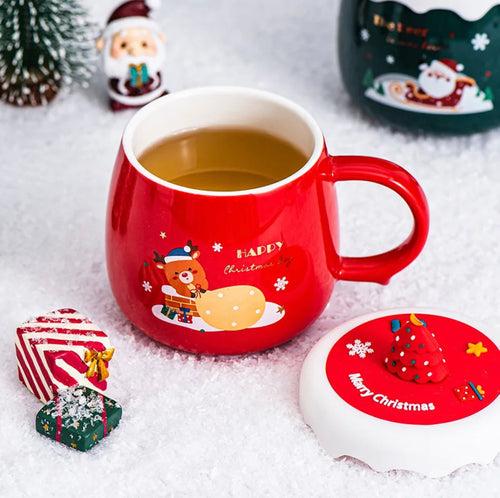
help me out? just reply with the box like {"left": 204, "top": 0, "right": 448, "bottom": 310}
{"left": 369, "top": 0, "right": 499, "bottom": 21}
{"left": 299, "top": 308, "right": 500, "bottom": 476}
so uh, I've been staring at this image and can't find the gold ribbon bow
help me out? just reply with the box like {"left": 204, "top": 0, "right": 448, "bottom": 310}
{"left": 84, "top": 348, "right": 115, "bottom": 381}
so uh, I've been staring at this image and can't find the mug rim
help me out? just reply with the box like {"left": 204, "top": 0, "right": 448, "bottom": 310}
{"left": 121, "top": 86, "right": 325, "bottom": 197}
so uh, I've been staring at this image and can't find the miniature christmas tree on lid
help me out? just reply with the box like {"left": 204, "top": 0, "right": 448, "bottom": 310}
{"left": 385, "top": 314, "right": 449, "bottom": 384}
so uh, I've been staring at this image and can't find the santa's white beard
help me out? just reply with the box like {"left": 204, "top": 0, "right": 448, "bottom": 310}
{"left": 418, "top": 72, "right": 456, "bottom": 99}
{"left": 103, "top": 40, "right": 165, "bottom": 81}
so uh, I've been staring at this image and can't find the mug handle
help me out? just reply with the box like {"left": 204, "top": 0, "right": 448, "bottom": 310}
{"left": 323, "top": 155, "right": 430, "bottom": 285}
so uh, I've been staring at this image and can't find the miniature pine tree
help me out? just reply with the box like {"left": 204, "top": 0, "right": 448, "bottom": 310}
{"left": 0, "top": 0, "right": 97, "bottom": 107}
{"left": 362, "top": 68, "right": 374, "bottom": 89}
{"left": 385, "top": 314, "right": 449, "bottom": 384}
{"left": 483, "top": 86, "right": 494, "bottom": 102}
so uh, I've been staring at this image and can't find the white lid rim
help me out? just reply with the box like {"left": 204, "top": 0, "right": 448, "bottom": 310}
{"left": 299, "top": 307, "right": 500, "bottom": 477}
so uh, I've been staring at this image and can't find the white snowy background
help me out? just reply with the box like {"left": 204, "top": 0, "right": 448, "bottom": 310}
{"left": 1, "top": 1, "right": 499, "bottom": 496}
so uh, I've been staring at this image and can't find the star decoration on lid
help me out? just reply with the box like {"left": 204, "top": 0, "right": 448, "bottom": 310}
{"left": 466, "top": 342, "right": 488, "bottom": 358}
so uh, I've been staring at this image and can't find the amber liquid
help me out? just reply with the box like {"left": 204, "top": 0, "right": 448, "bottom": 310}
{"left": 138, "top": 127, "right": 308, "bottom": 191}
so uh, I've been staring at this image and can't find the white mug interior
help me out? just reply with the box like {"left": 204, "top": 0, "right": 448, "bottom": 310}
{"left": 122, "top": 86, "right": 324, "bottom": 196}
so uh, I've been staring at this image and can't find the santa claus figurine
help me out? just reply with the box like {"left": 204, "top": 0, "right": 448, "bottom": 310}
{"left": 96, "top": 0, "right": 168, "bottom": 111}
{"left": 405, "top": 59, "right": 476, "bottom": 109}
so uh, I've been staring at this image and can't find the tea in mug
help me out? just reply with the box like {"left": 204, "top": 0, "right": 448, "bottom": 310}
{"left": 138, "top": 127, "right": 308, "bottom": 191}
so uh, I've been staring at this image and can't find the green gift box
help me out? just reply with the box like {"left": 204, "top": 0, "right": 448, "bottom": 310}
{"left": 36, "top": 386, "right": 122, "bottom": 452}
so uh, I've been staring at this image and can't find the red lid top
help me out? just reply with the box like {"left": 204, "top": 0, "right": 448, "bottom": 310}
{"left": 326, "top": 312, "right": 499, "bottom": 425}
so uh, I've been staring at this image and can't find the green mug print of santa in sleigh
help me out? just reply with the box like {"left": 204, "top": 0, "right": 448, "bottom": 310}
{"left": 151, "top": 241, "right": 285, "bottom": 332}
{"left": 365, "top": 59, "right": 494, "bottom": 114}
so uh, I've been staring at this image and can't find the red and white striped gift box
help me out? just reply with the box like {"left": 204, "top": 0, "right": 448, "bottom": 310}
{"left": 15, "top": 308, "right": 114, "bottom": 403}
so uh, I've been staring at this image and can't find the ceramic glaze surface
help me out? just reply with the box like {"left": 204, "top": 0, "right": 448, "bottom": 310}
{"left": 106, "top": 88, "right": 429, "bottom": 354}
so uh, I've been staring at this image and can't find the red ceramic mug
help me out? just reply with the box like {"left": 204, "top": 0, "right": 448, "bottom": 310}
{"left": 106, "top": 87, "right": 429, "bottom": 355}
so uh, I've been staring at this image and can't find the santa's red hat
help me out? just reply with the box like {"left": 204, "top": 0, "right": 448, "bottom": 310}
{"left": 103, "top": 0, "right": 161, "bottom": 37}
{"left": 426, "top": 59, "right": 465, "bottom": 79}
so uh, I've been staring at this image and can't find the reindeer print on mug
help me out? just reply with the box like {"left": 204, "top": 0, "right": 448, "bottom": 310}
{"left": 153, "top": 241, "right": 208, "bottom": 298}
{"left": 146, "top": 241, "right": 285, "bottom": 333}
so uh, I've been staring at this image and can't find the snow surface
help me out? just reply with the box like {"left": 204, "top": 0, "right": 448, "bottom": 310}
{"left": 1, "top": 0, "right": 499, "bottom": 496}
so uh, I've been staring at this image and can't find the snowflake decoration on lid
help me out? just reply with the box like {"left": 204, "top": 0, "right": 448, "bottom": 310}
{"left": 471, "top": 33, "right": 490, "bottom": 51}
{"left": 160, "top": 231, "right": 167, "bottom": 239}
{"left": 386, "top": 55, "right": 395, "bottom": 65}
{"left": 142, "top": 281, "right": 152, "bottom": 292}
{"left": 274, "top": 276, "right": 289, "bottom": 292}
{"left": 346, "top": 339, "right": 374, "bottom": 359}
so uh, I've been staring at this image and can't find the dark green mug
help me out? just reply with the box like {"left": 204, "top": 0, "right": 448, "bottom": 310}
{"left": 339, "top": 1, "right": 500, "bottom": 134}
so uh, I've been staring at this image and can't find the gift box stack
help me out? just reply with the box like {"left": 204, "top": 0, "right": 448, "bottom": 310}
{"left": 16, "top": 308, "right": 122, "bottom": 452}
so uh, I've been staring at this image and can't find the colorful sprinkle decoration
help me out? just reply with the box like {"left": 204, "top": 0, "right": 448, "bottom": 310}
{"left": 391, "top": 319, "right": 401, "bottom": 333}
